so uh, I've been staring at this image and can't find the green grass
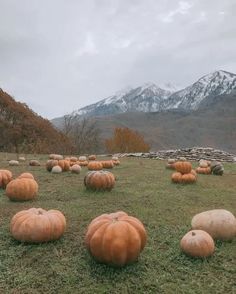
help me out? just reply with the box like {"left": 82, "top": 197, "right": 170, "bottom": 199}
{"left": 0, "top": 154, "right": 236, "bottom": 294}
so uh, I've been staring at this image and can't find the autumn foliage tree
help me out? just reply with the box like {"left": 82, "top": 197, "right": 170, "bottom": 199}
{"left": 105, "top": 127, "right": 150, "bottom": 153}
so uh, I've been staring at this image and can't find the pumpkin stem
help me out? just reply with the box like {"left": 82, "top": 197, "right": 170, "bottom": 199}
{"left": 191, "top": 232, "right": 196, "bottom": 236}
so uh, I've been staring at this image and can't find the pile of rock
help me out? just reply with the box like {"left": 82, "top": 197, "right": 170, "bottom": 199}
{"left": 113, "top": 147, "right": 236, "bottom": 163}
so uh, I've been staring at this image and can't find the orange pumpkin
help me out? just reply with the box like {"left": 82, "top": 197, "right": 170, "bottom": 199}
{"left": 196, "top": 167, "right": 211, "bottom": 174}
{"left": 88, "top": 155, "right": 96, "bottom": 161}
{"left": 71, "top": 164, "right": 81, "bottom": 174}
{"left": 78, "top": 160, "right": 88, "bottom": 166}
{"left": 46, "top": 160, "right": 58, "bottom": 172}
{"left": 0, "top": 170, "right": 13, "bottom": 189}
{"left": 70, "top": 156, "right": 78, "bottom": 162}
{"left": 6, "top": 178, "right": 38, "bottom": 201}
{"left": 171, "top": 172, "right": 196, "bottom": 184}
{"left": 87, "top": 161, "right": 103, "bottom": 171}
{"left": 85, "top": 211, "right": 147, "bottom": 266}
{"left": 171, "top": 172, "right": 182, "bottom": 183}
{"left": 174, "top": 161, "right": 192, "bottom": 174}
{"left": 18, "top": 172, "right": 34, "bottom": 180}
{"left": 49, "top": 154, "right": 63, "bottom": 160}
{"left": 84, "top": 171, "right": 115, "bottom": 191}
{"left": 10, "top": 208, "right": 66, "bottom": 243}
{"left": 102, "top": 160, "right": 114, "bottom": 169}
{"left": 180, "top": 230, "right": 215, "bottom": 258}
{"left": 58, "top": 160, "right": 70, "bottom": 171}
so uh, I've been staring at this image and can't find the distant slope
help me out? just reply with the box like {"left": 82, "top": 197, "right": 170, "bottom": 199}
{"left": 0, "top": 88, "right": 73, "bottom": 154}
{"left": 90, "top": 91, "right": 236, "bottom": 154}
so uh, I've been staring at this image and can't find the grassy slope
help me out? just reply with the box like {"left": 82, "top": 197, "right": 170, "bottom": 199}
{"left": 0, "top": 154, "right": 236, "bottom": 294}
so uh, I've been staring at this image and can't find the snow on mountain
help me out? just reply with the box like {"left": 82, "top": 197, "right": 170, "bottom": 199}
{"left": 72, "top": 70, "right": 236, "bottom": 118}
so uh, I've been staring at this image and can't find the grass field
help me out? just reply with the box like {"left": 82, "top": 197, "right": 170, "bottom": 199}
{"left": 0, "top": 154, "right": 236, "bottom": 294}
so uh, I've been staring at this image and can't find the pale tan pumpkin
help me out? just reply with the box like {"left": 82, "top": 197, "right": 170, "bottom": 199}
{"left": 199, "top": 160, "right": 209, "bottom": 168}
{"left": 0, "top": 170, "right": 13, "bottom": 189}
{"left": 10, "top": 208, "right": 66, "bottom": 243}
{"left": 6, "top": 178, "right": 38, "bottom": 201}
{"left": 85, "top": 211, "right": 147, "bottom": 266}
{"left": 46, "top": 160, "right": 58, "bottom": 172}
{"left": 49, "top": 154, "right": 63, "bottom": 160}
{"left": 9, "top": 160, "right": 19, "bottom": 166}
{"left": 51, "top": 165, "right": 62, "bottom": 174}
{"left": 191, "top": 209, "right": 236, "bottom": 240}
{"left": 71, "top": 164, "right": 81, "bottom": 174}
{"left": 180, "top": 230, "right": 215, "bottom": 258}
{"left": 87, "top": 161, "right": 103, "bottom": 171}
{"left": 84, "top": 171, "right": 115, "bottom": 191}
{"left": 88, "top": 155, "right": 96, "bottom": 161}
{"left": 79, "top": 156, "right": 87, "bottom": 161}
{"left": 29, "top": 160, "right": 40, "bottom": 166}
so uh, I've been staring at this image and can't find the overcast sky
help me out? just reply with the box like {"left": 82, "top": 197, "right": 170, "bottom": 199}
{"left": 0, "top": 0, "right": 235, "bottom": 119}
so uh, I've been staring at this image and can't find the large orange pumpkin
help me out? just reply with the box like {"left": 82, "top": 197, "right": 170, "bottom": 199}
{"left": 84, "top": 171, "right": 115, "bottom": 191}
{"left": 10, "top": 208, "right": 66, "bottom": 243}
{"left": 58, "top": 160, "right": 70, "bottom": 171}
{"left": 174, "top": 161, "right": 192, "bottom": 174}
{"left": 180, "top": 230, "right": 215, "bottom": 258}
{"left": 0, "top": 170, "right": 13, "bottom": 189}
{"left": 171, "top": 172, "right": 182, "bottom": 183}
{"left": 102, "top": 160, "right": 114, "bottom": 169}
{"left": 87, "top": 161, "right": 103, "bottom": 171}
{"left": 85, "top": 211, "right": 147, "bottom": 266}
{"left": 6, "top": 178, "right": 38, "bottom": 201}
{"left": 171, "top": 172, "right": 196, "bottom": 184}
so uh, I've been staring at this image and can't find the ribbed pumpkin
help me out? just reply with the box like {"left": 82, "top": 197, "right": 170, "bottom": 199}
{"left": 180, "top": 230, "right": 215, "bottom": 258}
{"left": 196, "top": 167, "right": 211, "bottom": 174}
{"left": 88, "top": 155, "right": 96, "bottom": 161}
{"left": 71, "top": 164, "right": 81, "bottom": 174}
{"left": 78, "top": 160, "right": 88, "bottom": 166}
{"left": 79, "top": 156, "right": 87, "bottom": 161}
{"left": 84, "top": 171, "right": 115, "bottom": 191}
{"left": 171, "top": 172, "right": 182, "bottom": 183}
{"left": 171, "top": 172, "right": 196, "bottom": 184}
{"left": 29, "top": 160, "right": 41, "bottom": 166}
{"left": 191, "top": 209, "right": 236, "bottom": 240}
{"left": 174, "top": 161, "right": 192, "bottom": 174}
{"left": 58, "top": 160, "right": 70, "bottom": 171}
{"left": 46, "top": 160, "right": 59, "bottom": 172}
{"left": 87, "top": 161, "right": 103, "bottom": 171}
{"left": 199, "top": 160, "right": 209, "bottom": 168}
{"left": 19, "top": 156, "right": 26, "bottom": 162}
{"left": 70, "top": 156, "right": 78, "bottom": 162}
{"left": 85, "top": 211, "right": 147, "bottom": 267}
{"left": 18, "top": 172, "right": 34, "bottom": 180}
{"left": 6, "top": 178, "right": 38, "bottom": 201}
{"left": 102, "top": 160, "right": 114, "bottom": 169}
{"left": 0, "top": 170, "right": 13, "bottom": 189}
{"left": 49, "top": 154, "right": 63, "bottom": 160}
{"left": 9, "top": 160, "right": 19, "bottom": 166}
{"left": 210, "top": 161, "right": 224, "bottom": 176}
{"left": 10, "top": 208, "right": 66, "bottom": 243}
{"left": 51, "top": 165, "right": 62, "bottom": 174}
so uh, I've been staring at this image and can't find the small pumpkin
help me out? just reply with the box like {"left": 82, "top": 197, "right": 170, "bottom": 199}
{"left": 112, "top": 156, "right": 118, "bottom": 161}
{"left": 78, "top": 160, "right": 88, "bottom": 166}
{"left": 9, "top": 160, "right": 19, "bottom": 166}
{"left": 199, "top": 160, "right": 209, "bottom": 168}
{"left": 102, "top": 160, "right": 114, "bottom": 169}
{"left": 0, "top": 170, "right": 13, "bottom": 188}
{"left": 29, "top": 160, "right": 40, "bottom": 166}
{"left": 70, "top": 156, "right": 78, "bottom": 162}
{"left": 71, "top": 164, "right": 81, "bottom": 174}
{"left": 174, "top": 161, "right": 192, "bottom": 174}
{"left": 88, "top": 155, "right": 96, "bottom": 161}
{"left": 6, "top": 178, "right": 38, "bottom": 201}
{"left": 210, "top": 161, "right": 224, "bottom": 176}
{"left": 171, "top": 172, "right": 182, "bottom": 183}
{"left": 18, "top": 156, "right": 26, "bottom": 162}
{"left": 196, "top": 167, "right": 211, "bottom": 174}
{"left": 85, "top": 211, "right": 147, "bottom": 266}
{"left": 58, "top": 160, "right": 70, "bottom": 171}
{"left": 84, "top": 171, "right": 115, "bottom": 191}
{"left": 46, "top": 160, "right": 59, "bottom": 172}
{"left": 180, "top": 230, "right": 215, "bottom": 258}
{"left": 18, "top": 172, "right": 34, "bottom": 180}
{"left": 49, "top": 154, "right": 63, "bottom": 160}
{"left": 51, "top": 165, "right": 62, "bottom": 174}
{"left": 87, "top": 161, "right": 103, "bottom": 171}
{"left": 179, "top": 157, "right": 186, "bottom": 161}
{"left": 79, "top": 156, "right": 87, "bottom": 161}
{"left": 171, "top": 172, "right": 196, "bottom": 184}
{"left": 10, "top": 208, "right": 66, "bottom": 243}
{"left": 191, "top": 209, "right": 236, "bottom": 240}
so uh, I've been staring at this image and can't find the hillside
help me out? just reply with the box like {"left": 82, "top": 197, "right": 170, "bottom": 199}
{"left": 90, "top": 91, "right": 236, "bottom": 154}
{"left": 0, "top": 88, "right": 73, "bottom": 154}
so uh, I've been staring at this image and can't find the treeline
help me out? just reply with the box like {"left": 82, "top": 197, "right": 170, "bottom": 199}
{"left": 0, "top": 88, "right": 73, "bottom": 154}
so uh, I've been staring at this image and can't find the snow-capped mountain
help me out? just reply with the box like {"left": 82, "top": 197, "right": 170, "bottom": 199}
{"left": 164, "top": 70, "right": 236, "bottom": 110}
{"left": 63, "top": 70, "right": 236, "bottom": 119}
{"left": 76, "top": 82, "right": 173, "bottom": 117}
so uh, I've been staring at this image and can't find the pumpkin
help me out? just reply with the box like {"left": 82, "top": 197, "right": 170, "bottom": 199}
{"left": 199, "top": 160, "right": 209, "bottom": 168}
{"left": 113, "top": 159, "right": 120, "bottom": 166}
{"left": 174, "top": 161, "right": 192, "bottom": 174}
{"left": 79, "top": 156, "right": 87, "bottom": 161}
{"left": 168, "top": 158, "right": 176, "bottom": 164}
{"left": 6, "top": 178, "right": 38, "bottom": 201}
{"left": 0, "top": 170, "right": 13, "bottom": 188}
{"left": 171, "top": 172, "right": 196, "bottom": 184}
{"left": 29, "top": 160, "right": 41, "bottom": 166}
{"left": 191, "top": 169, "right": 197, "bottom": 177}
{"left": 71, "top": 164, "right": 81, "bottom": 174}
{"left": 84, "top": 171, "right": 115, "bottom": 191}
{"left": 196, "top": 167, "right": 211, "bottom": 174}
{"left": 180, "top": 230, "right": 215, "bottom": 258}
{"left": 19, "top": 156, "right": 26, "bottom": 162}
{"left": 85, "top": 211, "right": 147, "bottom": 267}
{"left": 191, "top": 209, "right": 236, "bottom": 240}
{"left": 46, "top": 160, "right": 59, "bottom": 172}
{"left": 51, "top": 165, "right": 62, "bottom": 174}
{"left": 210, "top": 161, "right": 224, "bottom": 176}
{"left": 70, "top": 156, "right": 78, "bottom": 162}
{"left": 9, "top": 160, "right": 19, "bottom": 166}
{"left": 179, "top": 157, "right": 186, "bottom": 161}
{"left": 10, "top": 208, "right": 66, "bottom": 243}
{"left": 49, "top": 154, "right": 63, "bottom": 160}
{"left": 78, "top": 160, "right": 88, "bottom": 166}
{"left": 112, "top": 156, "right": 118, "bottom": 161}
{"left": 102, "top": 160, "right": 114, "bottom": 169}
{"left": 171, "top": 172, "right": 182, "bottom": 183}
{"left": 58, "top": 160, "right": 70, "bottom": 171}
{"left": 18, "top": 172, "right": 34, "bottom": 180}
{"left": 166, "top": 163, "right": 176, "bottom": 169}
{"left": 87, "top": 161, "right": 103, "bottom": 171}
{"left": 88, "top": 155, "right": 96, "bottom": 161}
